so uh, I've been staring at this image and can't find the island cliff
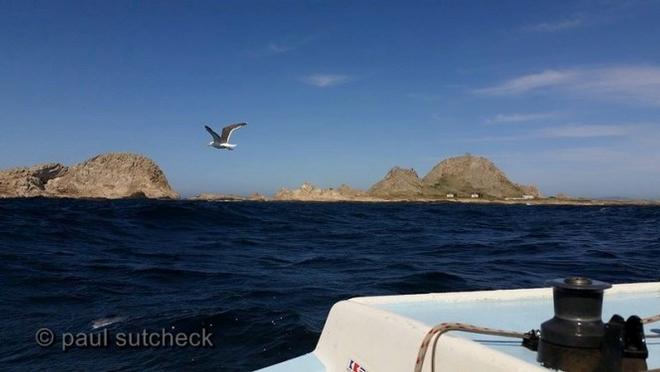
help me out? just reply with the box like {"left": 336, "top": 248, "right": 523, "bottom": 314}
{"left": 0, "top": 153, "right": 178, "bottom": 199}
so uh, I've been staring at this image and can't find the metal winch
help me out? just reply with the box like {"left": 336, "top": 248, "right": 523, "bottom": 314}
{"left": 535, "top": 276, "right": 649, "bottom": 372}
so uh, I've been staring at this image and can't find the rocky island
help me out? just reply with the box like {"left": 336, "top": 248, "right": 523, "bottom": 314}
{"left": 275, "top": 154, "right": 542, "bottom": 202}
{"left": 0, "top": 153, "right": 178, "bottom": 199}
{"left": 274, "top": 183, "right": 376, "bottom": 201}
{"left": 1, "top": 152, "right": 656, "bottom": 205}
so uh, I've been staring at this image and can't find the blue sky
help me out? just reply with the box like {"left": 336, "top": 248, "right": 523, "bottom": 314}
{"left": 1, "top": 1, "right": 660, "bottom": 198}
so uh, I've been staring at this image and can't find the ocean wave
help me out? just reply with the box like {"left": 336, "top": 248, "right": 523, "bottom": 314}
{"left": 1, "top": 199, "right": 659, "bottom": 370}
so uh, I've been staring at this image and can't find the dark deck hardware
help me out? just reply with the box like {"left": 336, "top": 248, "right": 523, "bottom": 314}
{"left": 536, "top": 276, "right": 649, "bottom": 372}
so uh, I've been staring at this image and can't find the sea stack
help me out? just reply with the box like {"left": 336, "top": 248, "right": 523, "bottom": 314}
{"left": 368, "top": 167, "right": 423, "bottom": 199}
{"left": 0, "top": 153, "right": 178, "bottom": 199}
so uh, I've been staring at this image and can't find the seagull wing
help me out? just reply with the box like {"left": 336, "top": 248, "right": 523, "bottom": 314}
{"left": 205, "top": 125, "right": 222, "bottom": 142}
{"left": 220, "top": 123, "right": 247, "bottom": 143}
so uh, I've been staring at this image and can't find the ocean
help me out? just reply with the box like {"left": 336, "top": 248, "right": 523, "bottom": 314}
{"left": 1, "top": 199, "right": 659, "bottom": 371}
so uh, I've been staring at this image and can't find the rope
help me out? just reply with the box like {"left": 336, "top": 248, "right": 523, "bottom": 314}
{"left": 642, "top": 313, "right": 660, "bottom": 324}
{"left": 413, "top": 322, "right": 526, "bottom": 372}
{"left": 413, "top": 313, "right": 660, "bottom": 372}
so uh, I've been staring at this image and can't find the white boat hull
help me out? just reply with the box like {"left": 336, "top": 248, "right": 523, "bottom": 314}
{"left": 259, "top": 282, "right": 660, "bottom": 371}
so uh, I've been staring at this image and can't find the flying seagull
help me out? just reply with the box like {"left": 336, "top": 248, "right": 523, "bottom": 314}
{"left": 205, "top": 123, "right": 247, "bottom": 150}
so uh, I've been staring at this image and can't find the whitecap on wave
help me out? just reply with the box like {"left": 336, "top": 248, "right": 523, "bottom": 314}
{"left": 91, "top": 316, "right": 126, "bottom": 329}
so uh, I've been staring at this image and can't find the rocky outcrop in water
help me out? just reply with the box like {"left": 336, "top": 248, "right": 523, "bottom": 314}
{"left": 0, "top": 153, "right": 178, "bottom": 199}
{"left": 368, "top": 167, "right": 422, "bottom": 199}
{"left": 274, "top": 182, "right": 373, "bottom": 201}
{"left": 192, "top": 192, "right": 268, "bottom": 201}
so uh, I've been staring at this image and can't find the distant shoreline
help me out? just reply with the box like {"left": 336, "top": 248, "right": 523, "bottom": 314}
{"left": 186, "top": 197, "right": 660, "bottom": 206}
{"left": 1, "top": 195, "right": 659, "bottom": 206}
{"left": 3, "top": 153, "right": 658, "bottom": 205}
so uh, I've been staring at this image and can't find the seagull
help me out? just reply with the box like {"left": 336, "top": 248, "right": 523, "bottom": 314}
{"left": 205, "top": 123, "right": 247, "bottom": 150}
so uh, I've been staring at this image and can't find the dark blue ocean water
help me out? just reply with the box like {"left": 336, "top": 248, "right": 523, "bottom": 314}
{"left": 1, "top": 199, "right": 659, "bottom": 371}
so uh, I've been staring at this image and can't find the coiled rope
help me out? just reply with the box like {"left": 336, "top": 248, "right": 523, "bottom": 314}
{"left": 414, "top": 312, "right": 660, "bottom": 372}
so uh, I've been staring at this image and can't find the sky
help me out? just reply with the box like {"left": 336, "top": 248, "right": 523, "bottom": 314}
{"left": 1, "top": 0, "right": 660, "bottom": 198}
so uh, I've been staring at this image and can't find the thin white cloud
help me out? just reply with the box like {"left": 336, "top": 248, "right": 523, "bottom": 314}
{"left": 537, "top": 124, "right": 630, "bottom": 138}
{"left": 464, "top": 123, "right": 639, "bottom": 142}
{"left": 499, "top": 145, "right": 660, "bottom": 179}
{"left": 475, "top": 66, "right": 660, "bottom": 106}
{"left": 575, "top": 66, "right": 660, "bottom": 105}
{"left": 407, "top": 93, "right": 444, "bottom": 101}
{"left": 525, "top": 16, "right": 584, "bottom": 32}
{"left": 253, "top": 36, "right": 317, "bottom": 56}
{"left": 486, "top": 112, "right": 559, "bottom": 124}
{"left": 431, "top": 113, "right": 447, "bottom": 121}
{"left": 267, "top": 43, "right": 294, "bottom": 54}
{"left": 301, "top": 74, "right": 350, "bottom": 88}
{"left": 475, "top": 70, "right": 578, "bottom": 95}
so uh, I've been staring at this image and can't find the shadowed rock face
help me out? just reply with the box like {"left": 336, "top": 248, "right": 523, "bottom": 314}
{"left": 368, "top": 167, "right": 422, "bottom": 199}
{"left": 0, "top": 163, "right": 68, "bottom": 197}
{"left": 0, "top": 153, "right": 178, "bottom": 199}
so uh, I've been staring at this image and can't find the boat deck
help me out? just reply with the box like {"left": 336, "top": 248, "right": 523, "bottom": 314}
{"left": 259, "top": 282, "right": 660, "bottom": 371}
